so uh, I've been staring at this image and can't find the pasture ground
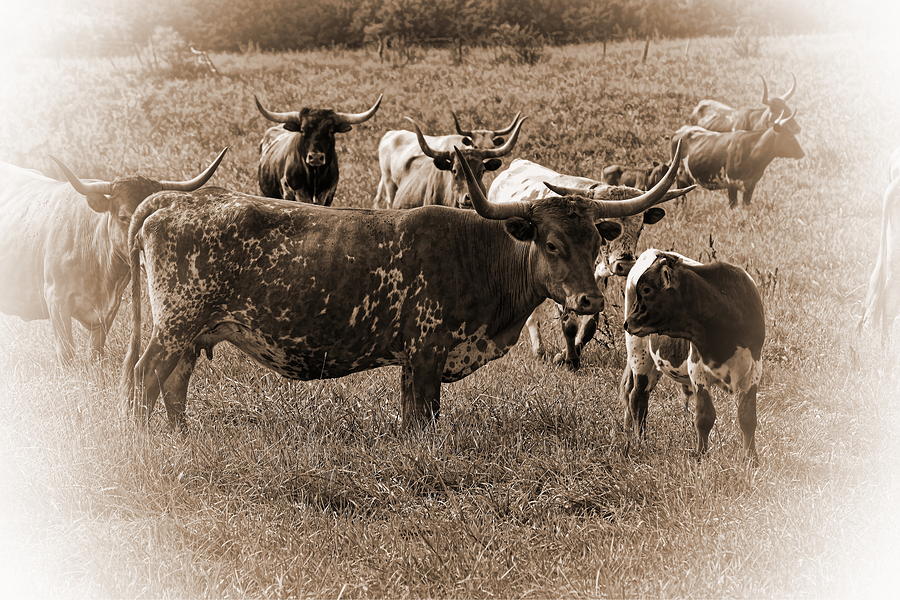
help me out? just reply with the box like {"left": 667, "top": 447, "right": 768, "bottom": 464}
{"left": 1, "top": 35, "right": 898, "bottom": 598}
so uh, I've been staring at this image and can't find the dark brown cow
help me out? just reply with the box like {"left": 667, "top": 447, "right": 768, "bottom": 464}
{"left": 0, "top": 150, "right": 226, "bottom": 363}
{"left": 672, "top": 109, "right": 803, "bottom": 207}
{"left": 123, "top": 147, "right": 685, "bottom": 430}
{"left": 621, "top": 249, "right": 765, "bottom": 463}
{"left": 255, "top": 93, "right": 382, "bottom": 205}
{"left": 690, "top": 74, "right": 799, "bottom": 133}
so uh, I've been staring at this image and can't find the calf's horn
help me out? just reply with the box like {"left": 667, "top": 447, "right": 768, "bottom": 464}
{"left": 455, "top": 146, "right": 528, "bottom": 220}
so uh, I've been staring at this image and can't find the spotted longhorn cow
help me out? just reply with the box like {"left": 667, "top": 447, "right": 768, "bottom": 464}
{"left": 486, "top": 143, "right": 693, "bottom": 370}
{"left": 621, "top": 249, "right": 765, "bottom": 463}
{"left": 672, "top": 109, "right": 803, "bottom": 207}
{"left": 255, "top": 93, "right": 382, "bottom": 205}
{"left": 0, "top": 150, "right": 226, "bottom": 363}
{"left": 122, "top": 147, "right": 685, "bottom": 430}
{"left": 858, "top": 147, "right": 900, "bottom": 347}
{"left": 373, "top": 113, "right": 525, "bottom": 209}
{"left": 690, "top": 74, "right": 798, "bottom": 132}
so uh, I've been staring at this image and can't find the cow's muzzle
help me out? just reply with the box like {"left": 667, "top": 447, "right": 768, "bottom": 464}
{"left": 306, "top": 152, "right": 327, "bottom": 167}
{"left": 566, "top": 292, "right": 604, "bottom": 315}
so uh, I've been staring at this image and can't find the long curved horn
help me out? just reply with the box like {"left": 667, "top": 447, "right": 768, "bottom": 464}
{"left": 780, "top": 72, "right": 797, "bottom": 101}
{"left": 478, "top": 116, "right": 527, "bottom": 158}
{"left": 493, "top": 112, "right": 523, "bottom": 136}
{"left": 760, "top": 75, "right": 770, "bottom": 105}
{"left": 544, "top": 182, "right": 589, "bottom": 197}
{"left": 588, "top": 139, "right": 691, "bottom": 218}
{"left": 774, "top": 107, "right": 797, "bottom": 127}
{"left": 451, "top": 111, "right": 471, "bottom": 137}
{"left": 455, "top": 146, "right": 528, "bottom": 220}
{"left": 159, "top": 147, "right": 229, "bottom": 192}
{"left": 254, "top": 94, "right": 300, "bottom": 124}
{"left": 405, "top": 117, "right": 451, "bottom": 160}
{"left": 335, "top": 94, "right": 383, "bottom": 125}
{"left": 50, "top": 157, "right": 112, "bottom": 195}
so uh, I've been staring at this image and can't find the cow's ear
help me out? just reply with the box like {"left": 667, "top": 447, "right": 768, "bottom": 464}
{"left": 643, "top": 207, "right": 666, "bottom": 225}
{"left": 652, "top": 160, "right": 660, "bottom": 167}
{"left": 504, "top": 217, "right": 536, "bottom": 242}
{"left": 483, "top": 158, "right": 502, "bottom": 171}
{"left": 84, "top": 193, "right": 113, "bottom": 213}
{"left": 462, "top": 136, "right": 474, "bottom": 147}
{"left": 335, "top": 122, "right": 353, "bottom": 133}
{"left": 433, "top": 157, "right": 453, "bottom": 171}
{"left": 492, "top": 136, "right": 505, "bottom": 146}
{"left": 596, "top": 220, "right": 622, "bottom": 241}
{"left": 660, "top": 263, "right": 675, "bottom": 289}
{"left": 283, "top": 121, "right": 302, "bottom": 132}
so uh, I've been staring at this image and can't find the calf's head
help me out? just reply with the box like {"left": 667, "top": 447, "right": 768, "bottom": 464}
{"left": 623, "top": 251, "right": 689, "bottom": 337}
{"left": 255, "top": 94, "right": 382, "bottom": 167}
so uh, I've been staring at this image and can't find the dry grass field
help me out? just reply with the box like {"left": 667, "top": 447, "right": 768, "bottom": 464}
{"left": 1, "top": 34, "right": 898, "bottom": 598}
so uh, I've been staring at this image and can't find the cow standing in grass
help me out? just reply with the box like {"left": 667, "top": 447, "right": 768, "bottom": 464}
{"left": 122, "top": 147, "right": 689, "bottom": 430}
{"left": 373, "top": 112, "right": 525, "bottom": 209}
{"left": 690, "top": 74, "right": 798, "bottom": 132}
{"left": 621, "top": 249, "right": 765, "bottom": 463}
{"left": 0, "top": 150, "right": 226, "bottom": 363}
{"left": 487, "top": 150, "right": 692, "bottom": 370}
{"left": 601, "top": 161, "right": 668, "bottom": 190}
{"left": 255, "top": 94, "right": 382, "bottom": 205}
{"left": 672, "top": 109, "right": 803, "bottom": 207}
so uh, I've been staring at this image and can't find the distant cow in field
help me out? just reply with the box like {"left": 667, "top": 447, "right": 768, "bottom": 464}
{"left": 690, "top": 74, "right": 798, "bottom": 132}
{"left": 123, "top": 147, "right": 684, "bottom": 430}
{"left": 858, "top": 147, "right": 900, "bottom": 347}
{"left": 0, "top": 150, "right": 226, "bottom": 363}
{"left": 601, "top": 161, "right": 668, "bottom": 190}
{"left": 381, "top": 117, "right": 524, "bottom": 210}
{"left": 487, "top": 142, "right": 693, "bottom": 370}
{"left": 373, "top": 112, "right": 524, "bottom": 209}
{"left": 621, "top": 249, "right": 765, "bottom": 463}
{"left": 672, "top": 109, "right": 803, "bottom": 207}
{"left": 255, "top": 93, "right": 382, "bottom": 205}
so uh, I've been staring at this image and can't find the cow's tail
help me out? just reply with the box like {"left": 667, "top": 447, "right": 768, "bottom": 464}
{"left": 858, "top": 176, "right": 899, "bottom": 339}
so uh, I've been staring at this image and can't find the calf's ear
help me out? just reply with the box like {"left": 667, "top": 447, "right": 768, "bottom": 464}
{"left": 596, "top": 220, "right": 622, "bottom": 241}
{"left": 504, "top": 217, "right": 536, "bottom": 242}
{"left": 433, "top": 157, "right": 453, "bottom": 171}
{"left": 643, "top": 207, "right": 666, "bottom": 224}
{"left": 483, "top": 158, "right": 502, "bottom": 171}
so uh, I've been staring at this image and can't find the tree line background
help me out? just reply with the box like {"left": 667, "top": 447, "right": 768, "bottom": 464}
{"left": 53, "top": 0, "right": 829, "bottom": 56}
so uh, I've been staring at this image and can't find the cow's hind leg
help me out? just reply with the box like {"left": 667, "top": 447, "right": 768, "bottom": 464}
{"left": 160, "top": 348, "right": 200, "bottom": 431}
{"left": 742, "top": 181, "right": 757, "bottom": 206}
{"left": 132, "top": 336, "right": 188, "bottom": 426}
{"left": 738, "top": 384, "right": 758, "bottom": 465}
{"left": 727, "top": 185, "right": 739, "bottom": 208}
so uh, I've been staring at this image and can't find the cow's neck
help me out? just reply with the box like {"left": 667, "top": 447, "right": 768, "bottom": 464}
{"left": 99, "top": 213, "right": 130, "bottom": 279}
{"left": 747, "top": 129, "right": 780, "bottom": 173}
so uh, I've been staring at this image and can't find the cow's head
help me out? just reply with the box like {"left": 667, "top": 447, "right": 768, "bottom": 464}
{"left": 760, "top": 74, "right": 800, "bottom": 133}
{"left": 408, "top": 116, "right": 525, "bottom": 209}
{"left": 539, "top": 182, "right": 668, "bottom": 278}
{"left": 51, "top": 148, "right": 228, "bottom": 225}
{"left": 769, "top": 109, "right": 804, "bottom": 159}
{"left": 255, "top": 94, "right": 382, "bottom": 167}
{"left": 451, "top": 111, "right": 524, "bottom": 148}
{"left": 624, "top": 251, "right": 690, "bottom": 338}
{"left": 456, "top": 141, "right": 695, "bottom": 315}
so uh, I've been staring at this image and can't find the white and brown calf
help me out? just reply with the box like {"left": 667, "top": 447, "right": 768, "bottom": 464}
{"left": 621, "top": 249, "right": 765, "bottom": 463}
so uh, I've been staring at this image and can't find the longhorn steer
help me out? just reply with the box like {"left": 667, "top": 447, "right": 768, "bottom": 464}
{"left": 386, "top": 117, "right": 524, "bottom": 210}
{"left": 690, "top": 74, "right": 799, "bottom": 132}
{"left": 373, "top": 113, "right": 524, "bottom": 209}
{"left": 621, "top": 249, "right": 765, "bottom": 463}
{"left": 858, "top": 147, "right": 900, "bottom": 347}
{"left": 486, "top": 142, "right": 692, "bottom": 370}
{"left": 0, "top": 150, "right": 226, "bottom": 363}
{"left": 255, "top": 93, "right": 382, "bottom": 205}
{"left": 123, "top": 147, "right": 684, "bottom": 430}
{"left": 672, "top": 109, "right": 803, "bottom": 207}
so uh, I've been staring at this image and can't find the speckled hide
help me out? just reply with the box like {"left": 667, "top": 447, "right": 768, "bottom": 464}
{"left": 621, "top": 249, "right": 766, "bottom": 463}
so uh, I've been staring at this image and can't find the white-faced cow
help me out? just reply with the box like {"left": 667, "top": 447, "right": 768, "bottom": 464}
{"left": 255, "top": 93, "right": 382, "bottom": 205}
{"left": 858, "top": 147, "right": 900, "bottom": 347}
{"left": 0, "top": 150, "right": 226, "bottom": 363}
{"left": 621, "top": 249, "right": 765, "bottom": 464}
{"left": 122, "top": 147, "right": 685, "bottom": 430}
{"left": 487, "top": 142, "right": 693, "bottom": 370}
{"left": 672, "top": 109, "right": 803, "bottom": 207}
{"left": 601, "top": 161, "right": 668, "bottom": 190}
{"left": 690, "top": 74, "right": 798, "bottom": 132}
{"left": 373, "top": 113, "right": 525, "bottom": 209}
{"left": 383, "top": 117, "right": 525, "bottom": 210}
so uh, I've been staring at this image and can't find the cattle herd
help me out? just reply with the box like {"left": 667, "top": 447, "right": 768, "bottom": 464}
{"left": 0, "top": 72, "right": 895, "bottom": 467}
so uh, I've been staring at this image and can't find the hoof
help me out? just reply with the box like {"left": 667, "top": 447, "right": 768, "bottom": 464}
{"left": 552, "top": 352, "right": 580, "bottom": 372}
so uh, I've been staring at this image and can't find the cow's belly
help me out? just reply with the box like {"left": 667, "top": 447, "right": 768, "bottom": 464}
{"left": 648, "top": 335, "right": 691, "bottom": 383}
{"left": 689, "top": 345, "right": 761, "bottom": 394}
{"left": 0, "top": 262, "right": 49, "bottom": 320}
{"left": 442, "top": 325, "right": 511, "bottom": 382}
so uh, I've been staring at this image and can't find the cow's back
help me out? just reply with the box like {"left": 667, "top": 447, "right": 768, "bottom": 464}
{"left": 489, "top": 159, "right": 600, "bottom": 204}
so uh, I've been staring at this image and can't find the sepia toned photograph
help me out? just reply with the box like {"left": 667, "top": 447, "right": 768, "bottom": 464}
{"left": 0, "top": 0, "right": 898, "bottom": 597}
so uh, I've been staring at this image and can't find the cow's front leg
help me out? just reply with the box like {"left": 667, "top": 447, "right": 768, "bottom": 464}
{"left": 48, "top": 303, "right": 76, "bottom": 365}
{"left": 400, "top": 348, "right": 447, "bottom": 428}
{"left": 742, "top": 181, "right": 757, "bottom": 206}
{"left": 319, "top": 184, "right": 337, "bottom": 207}
{"left": 620, "top": 335, "right": 660, "bottom": 438}
{"left": 693, "top": 384, "right": 716, "bottom": 456}
{"left": 726, "top": 184, "right": 739, "bottom": 208}
{"left": 573, "top": 313, "right": 599, "bottom": 359}
{"left": 279, "top": 175, "right": 297, "bottom": 202}
{"left": 88, "top": 322, "right": 107, "bottom": 361}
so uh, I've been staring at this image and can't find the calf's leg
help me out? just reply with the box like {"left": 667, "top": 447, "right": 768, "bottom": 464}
{"left": 693, "top": 384, "right": 716, "bottom": 455}
{"left": 738, "top": 384, "right": 758, "bottom": 464}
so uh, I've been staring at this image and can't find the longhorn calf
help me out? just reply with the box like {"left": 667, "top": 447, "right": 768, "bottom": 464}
{"left": 621, "top": 249, "right": 765, "bottom": 463}
{"left": 123, "top": 148, "right": 684, "bottom": 430}
{"left": 255, "top": 94, "right": 382, "bottom": 205}
{"left": 0, "top": 150, "right": 226, "bottom": 363}
{"left": 690, "top": 74, "right": 799, "bottom": 132}
{"left": 673, "top": 109, "right": 803, "bottom": 207}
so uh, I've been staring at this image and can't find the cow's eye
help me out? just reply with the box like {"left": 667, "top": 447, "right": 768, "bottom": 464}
{"left": 546, "top": 241, "right": 559, "bottom": 253}
{"left": 641, "top": 286, "right": 654, "bottom": 296}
